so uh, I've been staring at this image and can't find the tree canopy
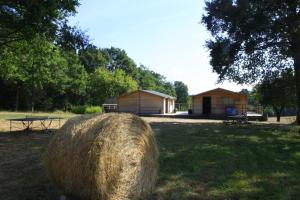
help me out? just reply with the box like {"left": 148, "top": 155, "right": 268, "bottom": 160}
{"left": 0, "top": 35, "right": 180, "bottom": 111}
{"left": 174, "top": 81, "right": 189, "bottom": 104}
{"left": 0, "top": 0, "right": 80, "bottom": 47}
{"left": 0, "top": 1, "right": 186, "bottom": 112}
{"left": 136, "top": 65, "right": 176, "bottom": 97}
{"left": 202, "top": 0, "right": 300, "bottom": 124}
{"left": 253, "top": 69, "right": 296, "bottom": 122}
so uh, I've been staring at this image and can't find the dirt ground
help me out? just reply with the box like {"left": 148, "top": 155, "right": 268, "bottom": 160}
{"left": 0, "top": 116, "right": 296, "bottom": 133}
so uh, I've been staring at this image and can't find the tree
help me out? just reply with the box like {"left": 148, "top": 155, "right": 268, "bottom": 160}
{"left": 136, "top": 65, "right": 159, "bottom": 90}
{"left": 0, "top": 36, "right": 62, "bottom": 111}
{"left": 55, "top": 23, "right": 90, "bottom": 52}
{"left": 253, "top": 69, "right": 296, "bottom": 122}
{"left": 88, "top": 68, "right": 138, "bottom": 105}
{"left": 0, "top": 35, "right": 88, "bottom": 111}
{"left": 161, "top": 82, "right": 176, "bottom": 97}
{"left": 240, "top": 89, "right": 256, "bottom": 105}
{"left": 202, "top": 0, "right": 300, "bottom": 124}
{"left": 79, "top": 44, "right": 108, "bottom": 73}
{"left": 103, "top": 47, "right": 138, "bottom": 78}
{"left": 174, "top": 81, "right": 189, "bottom": 104}
{"left": 136, "top": 65, "right": 176, "bottom": 96}
{"left": 58, "top": 51, "right": 88, "bottom": 109}
{"left": 0, "top": 0, "right": 79, "bottom": 47}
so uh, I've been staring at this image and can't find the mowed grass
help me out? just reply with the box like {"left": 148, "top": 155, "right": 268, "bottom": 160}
{"left": 1, "top": 117, "right": 300, "bottom": 199}
{"left": 154, "top": 122, "right": 300, "bottom": 200}
{"left": 0, "top": 111, "right": 75, "bottom": 120}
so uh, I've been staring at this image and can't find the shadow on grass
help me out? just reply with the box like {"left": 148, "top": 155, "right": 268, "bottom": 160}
{"left": 0, "top": 130, "right": 60, "bottom": 200}
{"left": 1, "top": 123, "right": 300, "bottom": 200}
{"left": 150, "top": 122, "right": 300, "bottom": 200}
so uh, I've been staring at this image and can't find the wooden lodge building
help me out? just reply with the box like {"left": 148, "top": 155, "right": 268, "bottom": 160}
{"left": 117, "top": 90, "right": 176, "bottom": 115}
{"left": 191, "top": 88, "right": 248, "bottom": 116}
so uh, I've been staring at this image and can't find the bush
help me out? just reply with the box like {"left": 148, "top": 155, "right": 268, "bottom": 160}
{"left": 71, "top": 106, "right": 85, "bottom": 114}
{"left": 85, "top": 106, "right": 102, "bottom": 114}
{"left": 71, "top": 105, "right": 102, "bottom": 114}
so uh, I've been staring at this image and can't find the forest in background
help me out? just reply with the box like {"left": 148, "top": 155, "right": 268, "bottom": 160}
{"left": 0, "top": 37, "right": 184, "bottom": 111}
{"left": 0, "top": 0, "right": 191, "bottom": 112}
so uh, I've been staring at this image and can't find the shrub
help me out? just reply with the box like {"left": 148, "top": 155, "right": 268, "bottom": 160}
{"left": 71, "top": 106, "right": 86, "bottom": 114}
{"left": 85, "top": 106, "right": 102, "bottom": 114}
{"left": 71, "top": 105, "right": 102, "bottom": 114}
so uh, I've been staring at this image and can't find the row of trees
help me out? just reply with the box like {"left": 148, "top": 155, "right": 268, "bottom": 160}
{"left": 0, "top": 36, "right": 190, "bottom": 111}
{"left": 0, "top": 0, "right": 191, "bottom": 112}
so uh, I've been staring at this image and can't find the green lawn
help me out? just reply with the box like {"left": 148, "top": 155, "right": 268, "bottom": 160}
{"left": 0, "top": 119, "right": 300, "bottom": 199}
{"left": 153, "top": 122, "right": 300, "bottom": 199}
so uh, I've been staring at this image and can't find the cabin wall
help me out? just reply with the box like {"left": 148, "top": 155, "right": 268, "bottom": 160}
{"left": 140, "top": 92, "right": 164, "bottom": 114}
{"left": 192, "top": 92, "right": 247, "bottom": 115}
{"left": 169, "top": 99, "right": 175, "bottom": 113}
{"left": 118, "top": 92, "right": 139, "bottom": 113}
{"left": 118, "top": 91, "right": 165, "bottom": 114}
{"left": 192, "top": 96, "right": 203, "bottom": 114}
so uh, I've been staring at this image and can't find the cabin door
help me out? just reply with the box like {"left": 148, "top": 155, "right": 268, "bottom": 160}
{"left": 203, "top": 97, "right": 211, "bottom": 115}
{"left": 165, "top": 99, "right": 169, "bottom": 113}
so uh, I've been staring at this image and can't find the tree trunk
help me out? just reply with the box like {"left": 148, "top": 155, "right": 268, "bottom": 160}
{"left": 276, "top": 113, "right": 281, "bottom": 122}
{"left": 31, "top": 100, "right": 34, "bottom": 112}
{"left": 15, "top": 85, "right": 19, "bottom": 111}
{"left": 273, "top": 106, "right": 283, "bottom": 122}
{"left": 31, "top": 90, "right": 35, "bottom": 112}
{"left": 294, "top": 54, "right": 300, "bottom": 125}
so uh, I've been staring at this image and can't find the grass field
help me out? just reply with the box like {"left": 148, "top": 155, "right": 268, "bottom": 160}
{"left": 0, "top": 111, "right": 75, "bottom": 120}
{"left": 0, "top": 114, "right": 300, "bottom": 199}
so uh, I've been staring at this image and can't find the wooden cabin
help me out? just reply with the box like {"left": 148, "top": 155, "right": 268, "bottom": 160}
{"left": 191, "top": 88, "right": 247, "bottom": 116}
{"left": 117, "top": 90, "right": 176, "bottom": 114}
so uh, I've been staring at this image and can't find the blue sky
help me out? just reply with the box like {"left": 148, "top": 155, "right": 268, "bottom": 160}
{"left": 69, "top": 0, "right": 251, "bottom": 94}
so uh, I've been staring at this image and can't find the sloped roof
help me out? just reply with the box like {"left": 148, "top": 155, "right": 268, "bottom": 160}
{"left": 191, "top": 88, "right": 247, "bottom": 97}
{"left": 118, "top": 89, "right": 176, "bottom": 100}
{"left": 141, "top": 90, "right": 176, "bottom": 99}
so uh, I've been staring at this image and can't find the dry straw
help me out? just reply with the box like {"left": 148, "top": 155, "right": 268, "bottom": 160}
{"left": 46, "top": 113, "right": 159, "bottom": 200}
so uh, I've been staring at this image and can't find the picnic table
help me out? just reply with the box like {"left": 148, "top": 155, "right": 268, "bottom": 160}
{"left": 224, "top": 114, "right": 248, "bottom": 124}
{"left": 8, "top": 116, "right": 63, "bottom": 132}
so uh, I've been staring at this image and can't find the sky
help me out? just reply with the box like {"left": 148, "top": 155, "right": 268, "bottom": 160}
{"left": 69, "top": 0, "right": 252, "bottom": 95}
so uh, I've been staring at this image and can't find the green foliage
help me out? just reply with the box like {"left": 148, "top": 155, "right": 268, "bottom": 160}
{"left": 79, "top": 44, "right": 108, "bottom": 73}
{"left": 0, "top": 35, "right": 179, "bottom": 111}
{"left": 0, "top": 0, "right": 80, "bottom": 47}
{"left": 85, "top": 106, "right": 102, "bottom": 114}
{"left": 71, "top": 105, "right": 102, "bottom": 114}
{"left": 136, "top": 65, "right": 176, "bottom": 96}
{"left": 0, "top": 35, "right": 88, "bottom": 111}
{"left": 0, "top": 32, "right": 182, "bottom": 112}
{"left": 202, "top": 0, "right": 298, "bottom": 83}
{"left": 70, "top": 105, "right": 85, "bottom": 114}
{"left": 202, "top": 0, "right": 300, "bottom": 124}
{"left": 174, "top": 81, "right": 189, "bottom": 104}
{"left": 240, "top": 89, "right": 257, "bottom": 106}
{"left": 88, "top": 68, "right": 138, "bottom": 105}
{"left": 104, "top": 47, "right": 138, "bottom": 77}
{"left": 253, "top": 69, "right": 296, "bottom": 121}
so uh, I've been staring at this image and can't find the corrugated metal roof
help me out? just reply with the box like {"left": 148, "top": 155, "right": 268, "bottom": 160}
{"left": 142, "top": 90, "right": 176, "bottom": 99}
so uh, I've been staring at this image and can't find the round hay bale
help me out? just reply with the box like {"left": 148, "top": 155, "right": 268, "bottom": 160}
{"left": 46, "top": 113, "right": 159, "bottom": 200}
